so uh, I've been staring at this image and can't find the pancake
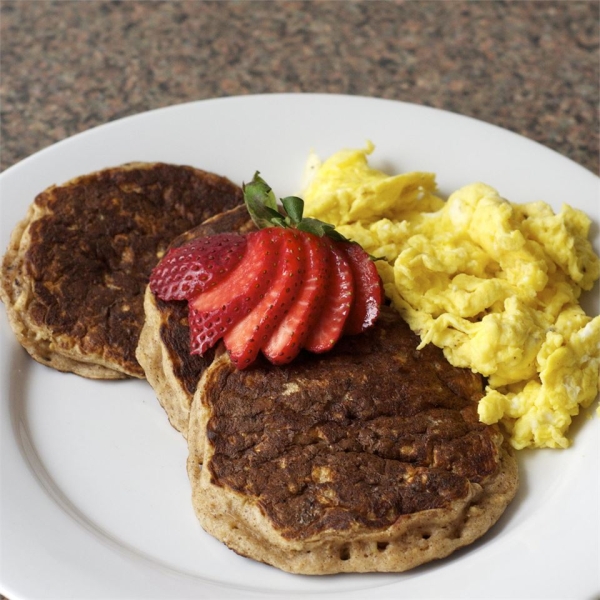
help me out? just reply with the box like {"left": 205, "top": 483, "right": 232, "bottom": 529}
{"left": 187, "top": 307, "right": 518, "bottom": 574}
{"left": 0, "top": 162, "right": 243, "bottom": 379}
{"left": 135, "top": 205, "right": 254, "bottom": 435}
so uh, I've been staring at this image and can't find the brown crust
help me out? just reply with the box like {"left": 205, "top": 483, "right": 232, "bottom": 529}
{"left": 157, "top": 205, "right": 255, "bottom": 395}
{"left": 1, "top": 162, "right": 243, "bottom": 378}
{"left": 187, "top": 307, "right": 518, "bottom": 573}
{"left": 135, "top": 205, "right": 254, "bottom": 434}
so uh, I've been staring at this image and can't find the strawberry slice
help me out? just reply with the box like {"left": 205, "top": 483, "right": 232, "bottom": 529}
{"left": 262, "top": 232, "right": 330, "bottom": 365}
{"left": 223, "top": 228, "right": 305, "bottom": 368}
{"left": 340, "top": 242, "right": 382, "bottom": 335}
{"left": 150, "top": 232, "right": 247, "bottom": 301}
{"left": 303, "top": 237, "right": 354, "bottom": 354}
{"left": 187, "top": 230, "right": 281, "bottom": 355}
{"left": 148, "top": 171, "right": 383, "bottom": 368}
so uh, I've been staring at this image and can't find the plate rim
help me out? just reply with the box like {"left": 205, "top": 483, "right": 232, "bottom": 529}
{"left": 1, "top": 92, "right": 598, "bottom": 600}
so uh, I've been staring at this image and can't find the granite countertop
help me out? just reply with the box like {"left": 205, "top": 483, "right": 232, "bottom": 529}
{"left": 0, "top": 2, "right": 598, "bottom": 598}
{"left": 1, "top": 0, "right": 598, "bottom": 175}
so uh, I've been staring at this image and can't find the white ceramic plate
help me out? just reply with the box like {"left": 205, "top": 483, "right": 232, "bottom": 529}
{"left": 0, "top": 94, "right": 598, "bottom": 600}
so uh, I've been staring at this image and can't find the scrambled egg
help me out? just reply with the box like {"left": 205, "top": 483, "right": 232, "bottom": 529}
{"left": 302, "top": 143, "right": 600, "bottom": 449}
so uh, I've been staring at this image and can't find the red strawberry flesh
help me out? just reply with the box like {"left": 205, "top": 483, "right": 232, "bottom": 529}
{"left": 303, "top": 237, "right": 354, "bottom": 354}
{"left": 262, "top": 232, "right": 330, "bottom": 365}
{"left": 150, "top": 233, "right": 247, "bottom": 301}
{"left": 148, "top": 171, "right": 383, "bottom": 368}
{"left": 340, "top": 242, "right": 382, "bottom": 335}
{"left": 224, "top": 228, "right": 305, "bottom": 368}
{"left": 187, "top": 230, "right": 280, "bottom": 355}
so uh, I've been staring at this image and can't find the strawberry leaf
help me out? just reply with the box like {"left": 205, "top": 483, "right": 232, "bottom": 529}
{"left": 243, "top": 172, "right": 282, "bottom": 229}
{"left": 243, "top": 172, "right": 351, "bottom": 243}
{"left": 281, "top": 196, "right": 304, "bottom": 224}
{"left": 296, "top": 218, "right": 349, "bottom": 242}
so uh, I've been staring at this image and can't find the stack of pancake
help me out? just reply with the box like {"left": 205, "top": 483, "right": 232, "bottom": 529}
{"left": 0, "top": 163, "right": 518, "bottom": 575}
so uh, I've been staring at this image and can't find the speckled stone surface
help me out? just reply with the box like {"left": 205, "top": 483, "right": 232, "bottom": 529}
{"left": 0, "top": 0, "right": 598, "bottom": 175}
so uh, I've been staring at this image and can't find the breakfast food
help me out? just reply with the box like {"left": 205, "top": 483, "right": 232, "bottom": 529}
{"left": 140, "top": 174, "right": 383, "bottom": 434}
{"left": 148, "top": 173, "right": 383, "bottom": 370}
{"left": 136, "top": 204, "right": 254, "bottom": 435}
{"left": 0, "top": 162, "right": 243, "bottom": 379}
{"left": 187, "top": 307, "right": 518, "bottom": 574}
{"left": 142, "top": 187, "right": 519, "bottom": 573}
{"left": 4, "top": 142, "right": 597, "bottom": 580}
{"left": 302, "top": 144, "right": 600, "bottom": 449}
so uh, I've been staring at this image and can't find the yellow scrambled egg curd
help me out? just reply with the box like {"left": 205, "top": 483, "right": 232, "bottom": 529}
{"left": 302, "top": 144, "right": 600, "bottom": 449}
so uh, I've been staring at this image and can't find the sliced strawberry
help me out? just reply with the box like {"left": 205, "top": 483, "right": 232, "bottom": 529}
{"left": 262, "top": 232, "right": 330, "bottom": 365}
{"left": 188, "top": 305, "right": 228, "bottom": 356}
{"left": 303, "top": 238, "right": 354, "bottom": 354}
{"left": 187, "top": 230, "right": 281, "bottom": 355}
{"left": 223, "top": 228, "right": 305, "bottom": 368}
{"left": 340, "top": 242, "right": 382, "bottom": 335}
{"left": 150, "top": 232, "right": 247, "bottom": 301}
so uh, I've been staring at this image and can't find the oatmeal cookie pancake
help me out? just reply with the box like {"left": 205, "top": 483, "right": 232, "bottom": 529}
{"left": 135, "top": 204, "right": 253, "bottom": 435}
{"left": 187, "top": 307, "right": 518, "bottom": 574}
{"left": 0, "top": 162, "right": 242, "bottom": 379}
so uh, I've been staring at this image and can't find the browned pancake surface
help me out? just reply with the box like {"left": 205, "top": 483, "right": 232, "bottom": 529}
{"left": 136, "top": 205, "right": 254, "bottom": 433}
{"left": 157, "top": 204, "right": 255, "bottom": 393}
{"left": 205, "top": 308, "right": 497, "bottom": 537}
{"left": 189, "top": 307, "right": 518, "bottom": 573}
{"left": 2, "top": 162, "right": 242, "bottom": 378}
